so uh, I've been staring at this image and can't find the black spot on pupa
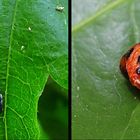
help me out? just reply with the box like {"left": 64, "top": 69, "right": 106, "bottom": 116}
{"left": 136, "top": 67, "right": 140, "bottom": 75}
{"left": 124, "top": 47, "right": 134, "bottom": 58}
{"left": 137, "top": 56, "right": 140, "bottom": 64}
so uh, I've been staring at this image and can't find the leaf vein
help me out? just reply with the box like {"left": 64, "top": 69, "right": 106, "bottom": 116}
{"left": 120, "top": 108, "right": 136, "bottom": 139}
{"left": 4, "top": 0, "right": 19, "bottom": 139}
{"left": 72, "top": 0, "right": 128, "bottom": 32}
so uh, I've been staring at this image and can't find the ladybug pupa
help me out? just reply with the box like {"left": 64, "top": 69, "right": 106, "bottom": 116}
{"left": 120, "top": 43, "right": 140, "bottom": 89}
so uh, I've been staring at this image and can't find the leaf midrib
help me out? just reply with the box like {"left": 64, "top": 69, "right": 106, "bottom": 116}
{"left": 4, "top": 0, "right": 18, "bottom": 139}
{"left": 72, "top": 0, "right": 128, "bottom": 33}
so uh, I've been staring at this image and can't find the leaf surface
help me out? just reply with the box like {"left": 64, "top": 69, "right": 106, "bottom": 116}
{"left": 72, "top": 0, "right": 140, "bottom": 139}
{"left": 0, "top": 0, "right": 68, "bottom": 139}
{"left": 72, "top": 0, "right": 113, "bottom": 25}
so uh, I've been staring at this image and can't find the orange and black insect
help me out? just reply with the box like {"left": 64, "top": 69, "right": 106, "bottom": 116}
{"left": 120, "top": 43, "right": 140, "bottom": 89}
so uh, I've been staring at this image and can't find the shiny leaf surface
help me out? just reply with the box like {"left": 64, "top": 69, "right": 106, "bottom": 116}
{"left": 72, "top": 0, "right": 140, "bottom": 139}
{"left": 0, "top": 0, "right": 68, "bottom": 139}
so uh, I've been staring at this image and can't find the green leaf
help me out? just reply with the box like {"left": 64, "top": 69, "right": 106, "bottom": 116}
{"left": 72, "top": 0, "right": 140, "bottom": 139}
{"left": 0, "top": 0, "right": 68, "bottom": 139}
{"left": 72, "top": 0, "right": 113, "bottom": 25}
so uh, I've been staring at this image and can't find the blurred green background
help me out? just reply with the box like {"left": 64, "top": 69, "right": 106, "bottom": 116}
{"left": 38, "top": 77, "right": 68, "bottom": 140}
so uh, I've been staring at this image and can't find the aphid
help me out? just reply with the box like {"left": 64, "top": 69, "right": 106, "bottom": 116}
{"left": 0, "top": 94, "right": 2, "bottom": 113}
{"left": 55, "top": 6, "right": 64, "bottom": 12}
{"left": 120, "top": 43, "right": 140, "bottom": 89}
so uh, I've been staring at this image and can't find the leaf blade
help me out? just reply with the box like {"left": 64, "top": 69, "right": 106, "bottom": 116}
{"left": 72, "top": 0, "right": 140, "bottom": 139}
{"left": 0, "top": 0, "right": 68, "bottom": 139}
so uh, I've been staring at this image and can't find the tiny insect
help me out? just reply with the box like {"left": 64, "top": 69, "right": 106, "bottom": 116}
{"left": 120, "top": 43, "right": 140, "bottom": 89}
{"left": 55, "top": 6, "right": 64, "bottom": 12}
{"left": 0, "top": 94, "right": 2, "bottom": 113}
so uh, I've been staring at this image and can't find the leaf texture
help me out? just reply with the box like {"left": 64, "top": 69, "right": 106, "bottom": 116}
{"left": 72, "top": 0, "right": 140, "bottom": 139}
{"left": 0, "top": 0, "right": 68, "bottom": 139}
